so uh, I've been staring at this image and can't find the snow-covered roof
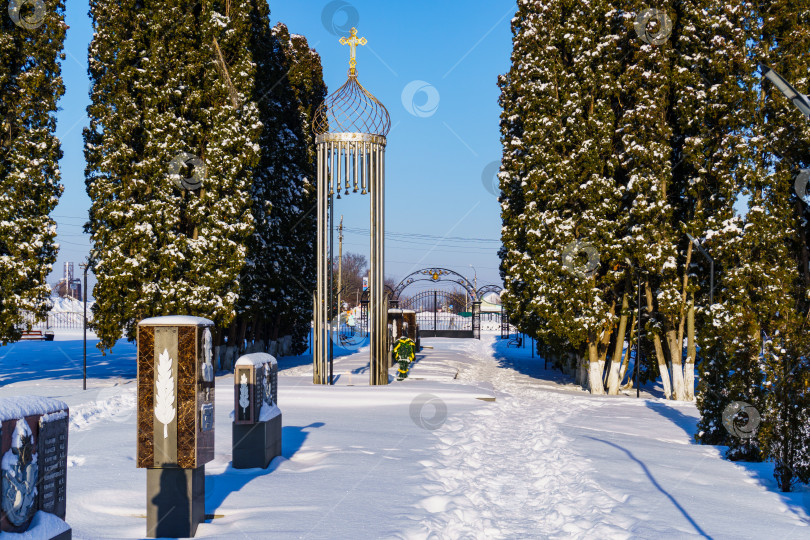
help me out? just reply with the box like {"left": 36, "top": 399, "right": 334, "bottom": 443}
{"left": 480, "top": 301, "right": 502, "bottom": 313}
{"left": 138, "top": 315, "right": 214, "bottom": 326}
{"left": 388, "top": 309, "right": 416, "bottom": 314}
{"left": 0, "top": 396, "right": 68, "bottom": 422}
{"left": 235, "top": 353, "right": 278, "bottom": 368}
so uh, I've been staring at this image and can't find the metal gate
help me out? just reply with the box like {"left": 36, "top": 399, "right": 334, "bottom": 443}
{"left": 472, "top": 301, "right": 481, "bottom": 340}
{"left": 501, "top": 306, "right": 510, "bottom": 339}
{"left": 400, "top": 290, "right": 480, "bottom": 339}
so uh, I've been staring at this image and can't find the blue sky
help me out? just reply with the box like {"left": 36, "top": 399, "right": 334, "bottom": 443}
{"left": 50, "top": 0, "right": 515, "bottom": 295}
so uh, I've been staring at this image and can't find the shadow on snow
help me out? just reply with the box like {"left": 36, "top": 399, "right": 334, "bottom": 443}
{"left": 204, "top": 422, "right": 326, "bottom": 514}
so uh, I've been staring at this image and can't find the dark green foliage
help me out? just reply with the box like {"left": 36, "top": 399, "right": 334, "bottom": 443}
{"left": 0, "top": 0, "right": 65, "bottom": 343}
{"left": 85, "top": 0, "right": 262, "bottom": 350}
{"left": 499, "top": 0, "right": 808, "bottom": 488}
{"left": 86, "top": 1, "right": 326, "bottom": 362}
{"left": 234, "top": 20, "right": 325, "bottom": 357}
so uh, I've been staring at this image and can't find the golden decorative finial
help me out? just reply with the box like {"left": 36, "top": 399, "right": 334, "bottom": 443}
{"left": 340, "top": 27, "right": 367, "bottom": 77}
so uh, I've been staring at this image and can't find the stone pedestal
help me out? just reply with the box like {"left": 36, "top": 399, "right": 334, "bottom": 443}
{"left": 146, "top": 466, "right": 205, "bottom": 538}
{"left": 11, "top": 511, "right": 72, "bottom": 540}
{"left": 232, "top": 413, "right": 282, "bottom": 469}
{"left": 232, "top": 353, "right": 281, "bottom": 469}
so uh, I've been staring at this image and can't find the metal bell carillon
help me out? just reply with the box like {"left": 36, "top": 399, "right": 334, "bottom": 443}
{"left": 312, "top": 28, "right": 391, "bottom": 386}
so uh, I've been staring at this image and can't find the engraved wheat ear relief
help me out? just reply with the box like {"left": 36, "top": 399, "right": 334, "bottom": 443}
{"left": 239, "top": 373, "right": 249, "bottom": 414}
{"left": 154, "top": 348, "right": 176, "bottom": 438}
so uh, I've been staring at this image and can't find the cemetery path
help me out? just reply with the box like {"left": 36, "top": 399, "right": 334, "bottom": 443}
{"left": 405, "top": 339, "right": 626, "bottom": 538}
{"left": 0, "top": 331, "right": 807, "bottom": 538}
{"left": 407, "top": 336, "right": 810, "bottom": 539}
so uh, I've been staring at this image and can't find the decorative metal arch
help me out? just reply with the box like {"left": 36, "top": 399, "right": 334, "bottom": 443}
{"left": 392, "top": 268, "right": 477, "bottom": 301}
{"left": 359, "top": 284, "right": 395, "bottom": 303}
{"left": 476, "top": 284, "right": 503, "bottom": 299}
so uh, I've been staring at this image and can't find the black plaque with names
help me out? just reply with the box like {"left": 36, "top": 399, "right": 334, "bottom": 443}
{"left": 253, "top": 370, "right": 263, "bottom": 420}
{"left": 37, "top": 414, "right": 69, "bottom": 520}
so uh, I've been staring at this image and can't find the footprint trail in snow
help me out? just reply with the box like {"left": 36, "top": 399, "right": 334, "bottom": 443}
{"left": 411, "top": 339, "right": 630, "bottom": 539}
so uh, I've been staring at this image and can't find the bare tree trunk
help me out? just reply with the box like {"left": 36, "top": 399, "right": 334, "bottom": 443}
{"left": 224, "top": 320, "right": 238, "bottom": 371}
{"left": 620, "top": 319, "right": 636, "bottom": 391}
{"left": 577, "top": 352, "right": 587, "bottom": 388}
{"left": 587, "top": 339, "right": 605, "bottom": 394}
{"left": 645, "top": 281, "right": 672, "bottom": 399}
{"left": 669, "top": 241, "right": 694, "bottom": 401}
{"left": 254, "top": 315, "right": 265, "bottom": 354}
{"left": 598, "top": 303, "right": 614, "bottom": 385}
{"left": 685, "top": 293, "right": 696, "bottom": 400}
{"left": 607, "top": 292, "right": 629, "bottom": 395}
{"left": 669, "top": 328, "right": 686, "bottom": 401}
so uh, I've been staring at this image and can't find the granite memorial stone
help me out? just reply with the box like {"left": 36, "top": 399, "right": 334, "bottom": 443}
{"left": 137, "top": 315, "right": 215, "bottom": 538}
{"left": 0, "top": 396, "right": 71, "bottom": 540}
{"left": 232, "top": 353, "right": 281, "bottom": 469}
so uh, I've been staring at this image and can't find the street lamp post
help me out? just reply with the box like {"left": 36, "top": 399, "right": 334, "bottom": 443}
{"left": 762, "top": 65, "right": 810, "bottom": 119}
{"left": 468, "top": 264, "right": 477, "bottom": 312}
{"left": 636, "top": 269, "right": 641, "bottom": 398}
{"left": 79, "top": 260, "right": 89, "bottom": 391}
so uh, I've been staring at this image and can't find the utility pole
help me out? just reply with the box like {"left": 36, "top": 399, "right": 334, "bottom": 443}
{"left": 337, "top": 216, "right": 343, "bottom": 324}
{"left": 468, "top": 264, "right": 477, "bottom": 313}
{"left": 79, "top": 260, "right": 89, "bottom": 391}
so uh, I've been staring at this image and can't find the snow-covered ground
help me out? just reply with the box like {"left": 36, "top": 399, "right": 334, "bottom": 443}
{"left": 49, "top": 297, "right": 94, "bottom": 313}
{"left": 0, "top": 331, "right": 807, "bottom": 538}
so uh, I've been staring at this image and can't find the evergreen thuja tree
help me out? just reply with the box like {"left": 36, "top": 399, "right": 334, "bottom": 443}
{"left": 272, "top": 24, "right": 326, "bottom": 353}
{"left": 496, "top": 3, "right": 532, "bottom": 351}
{"left": 498, "top": 0, "right": 624, "bottom": 393}
{"left": 613, "top": 0, "right": 677, "bottom": 400}
{"left": 499, "top": 0, "right": 577, "bottom": 375}
{"left": 85, "top": 0, "right": 261, "bottom": 350}
{"left": 695, "top": 0, "right": 810, "bottom": 488}
{"left": 227, "top": 15, "right": 325, "bottom": 364}
{"left": 683, "top": 0, "right": 760, "bottom": 433}
{"left": 0, "top": 0, "right": 66, "bottom": 343}
{"left": 752, "top": 0, "right": 810, "bottom": 490}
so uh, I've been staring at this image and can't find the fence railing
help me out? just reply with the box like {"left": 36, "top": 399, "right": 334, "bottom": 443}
{"left": 21, "top": 311, "right": 89, "bottom": 330}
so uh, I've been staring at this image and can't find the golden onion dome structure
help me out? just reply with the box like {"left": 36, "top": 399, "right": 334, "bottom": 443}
{"left": 313, "top": 76, "right": 391, "bottom": 137}
{"left": 312, "top": 27, "right": 390, "bottom": 386}
{"left": 313, "top": 27, "right": 391, "bottom": 137}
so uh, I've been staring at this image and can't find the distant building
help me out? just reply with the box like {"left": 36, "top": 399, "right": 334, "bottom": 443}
{"left": 54, "top": 262, "right": 82, "bottom": 300}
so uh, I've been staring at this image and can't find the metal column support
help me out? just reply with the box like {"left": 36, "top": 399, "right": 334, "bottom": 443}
{"left": 313, "top": 141, "right": 329, "bottom": 384}
{"left": 369, "top": 143, "right": 387, "bottom": 385}
{"left": 311, "top": 27, "right": 390, "bottom": 386}
{"left": 314, "top": 134, "right": 388, "bottom": 385}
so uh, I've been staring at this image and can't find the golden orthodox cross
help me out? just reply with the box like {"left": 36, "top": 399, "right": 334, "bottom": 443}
{"left": 340, "top": 27, "right": 367, "bottom": 77}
